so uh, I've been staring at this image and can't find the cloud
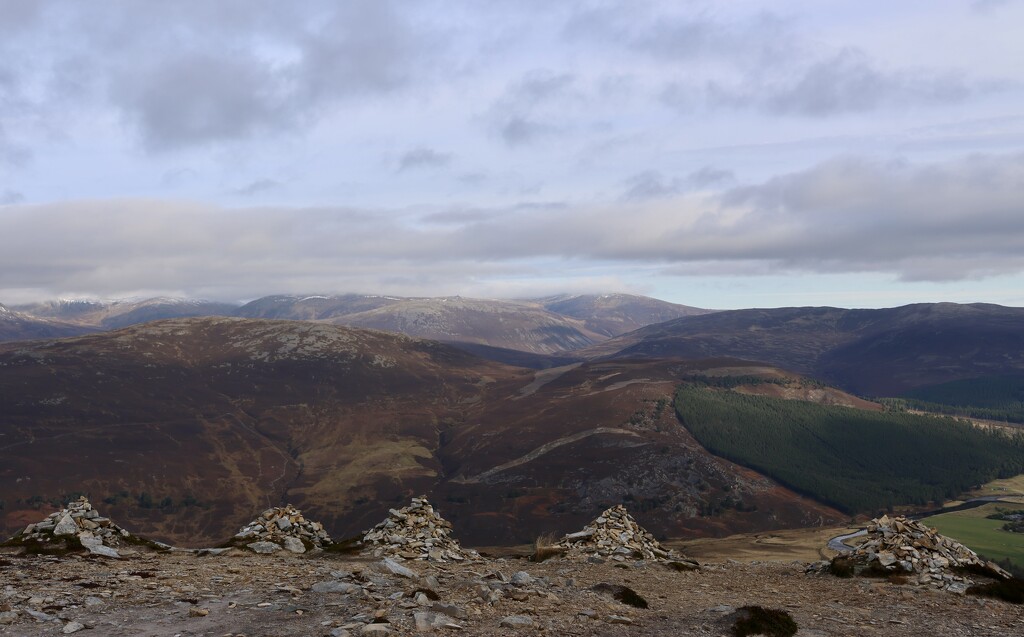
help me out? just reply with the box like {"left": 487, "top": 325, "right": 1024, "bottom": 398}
{"left": 622, "top": 166, "right": 734, "bottom": 199}
{"left": 622, "top": 170, "right": 681, "bottom": 200}
{"left": 397, "top": 147, "right": 452, "bottom": 171}
{"left": 490, "top": 71, "right": 576, "bottom": 146}
{"left": 2, "top": 152, "right": 1023, "bottom": 302}
{"left": 232, "top": 178, "right": 282, "bottom": 196}
{"left": 115, "top": 52, "right": 294, "bottom": 150}
{"left": 686, "top": 166, "right": 734, "bottom": 188}
{"left": 0, "top": 189, "right": 24, "bottom": 205}
{"left": 4, "top": 1, "right": 445, "bottom": 151}
{"left": 727, "top": 49, "right": 981, "bottom": 116}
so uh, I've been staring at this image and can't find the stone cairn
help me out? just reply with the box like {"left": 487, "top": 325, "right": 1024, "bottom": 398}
{"left": 8, "top": 497, "right": 140, "bottom": 558}
{"left": 831, "top": 515, "right": 1011, "bottom": 592}
{"left": 362, "top": 496, "right": 479, "bottom": 562}
{"left": 557, "top": 504, "right": 689, "bottom": 565}
{"left": 233, "top": 505, "right": 332, "bottom": 555}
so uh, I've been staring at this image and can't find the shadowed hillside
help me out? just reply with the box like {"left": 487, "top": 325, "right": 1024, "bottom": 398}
{"left": 586, "top": 303, "right": 1024, "bottom": 395}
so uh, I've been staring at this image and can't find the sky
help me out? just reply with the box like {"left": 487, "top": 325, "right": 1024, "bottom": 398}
{"left": 1, "top": 0, "right": 1023, "bottom": 309}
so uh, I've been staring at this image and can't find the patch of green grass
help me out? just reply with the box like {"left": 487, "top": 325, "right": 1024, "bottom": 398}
{"left": 927, "top": 503, "right": 1024, "bottom": 572}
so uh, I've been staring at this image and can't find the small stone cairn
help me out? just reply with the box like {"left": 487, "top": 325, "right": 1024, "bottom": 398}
{"left": 9, "top": 497, "right": 138, "bottom": 558}
{"left": 831, "top": 515, "right": 1011, "bottom": 592}
{"left": 233, "top": 505, "right": 332, "bottom": 555}
{"left": 557, "top": 504, "right": 690, "bottom": 565}
{"left": 362, "top": 496, "right": 479, "bottom": 562}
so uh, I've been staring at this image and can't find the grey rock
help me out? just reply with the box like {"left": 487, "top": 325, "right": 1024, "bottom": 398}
{"left": 431, "top": 602, "right": 467, "bottom": 620}
{"left": 62, "top": 621, "right": 86, "bottom": 634}
{"left": 282, "top": 537, "right": 306, "bottom": 554}
{"left": 331, "top": 629, "right": 352, "bottom": 637}
{"left": 509, "top": 571, "right": 533, "bottom": 586}
{"left": 607, "top": 615, "right": 633, "bottom": 625}
{"left": 312, "top": 581, "right": 358, "bottom": 594}
{"left": 382, "top": 557, "right": 417, "bottom": 578}
{"left": 53, "top": 514, "right": 78, "bottom": 536}
{"left": 0, "top": 611, "right": 18, "bottom": 625}
{"left": 499, "top": 615, "right": 534, "bottom": 628}
{"left": 414, "top": 612, "right": 433, "bottom": 631}
{"left": 247, "top": 541, "right": 282, "bottom": 554}
{"left": 360, "top": 624, "right": 391, "bottom": 634}
{"left": 25, "top": 608, "right": 59, "bottom": 622}
{"left": 79, "top": 535, "right": 120, "bottom": 558}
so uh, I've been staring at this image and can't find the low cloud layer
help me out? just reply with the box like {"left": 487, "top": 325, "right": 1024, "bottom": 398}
{"left": 3, "top": 153, "right": 1022, "bottom": 302}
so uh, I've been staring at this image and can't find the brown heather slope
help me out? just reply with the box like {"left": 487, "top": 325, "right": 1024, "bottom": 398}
{"left": 583, "top": 302, "right": 1024, "bottom": 395}
{"left": 0, "top": 319, "right": 841, "bottom": 547}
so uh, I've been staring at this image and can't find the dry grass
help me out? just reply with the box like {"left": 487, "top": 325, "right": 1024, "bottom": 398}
{"left": 532, "top": 532, "right": 565, "bottom": 562}
{"left": 668, "top": 526, "right": 860, "bottom": 563}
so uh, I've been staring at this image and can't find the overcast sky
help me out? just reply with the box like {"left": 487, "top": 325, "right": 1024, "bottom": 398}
{"left": 2, "top": 0, "right": 1023, "bottom": 308}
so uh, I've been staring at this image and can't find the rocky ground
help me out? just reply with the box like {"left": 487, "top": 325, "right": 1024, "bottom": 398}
{"left": 1, "top": 548, "right": 1022, "bottom": 636}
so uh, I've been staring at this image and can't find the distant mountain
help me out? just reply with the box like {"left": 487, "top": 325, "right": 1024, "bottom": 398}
{"left": 12, "top": 292, "right": 710, "bottom": 355}
{"left": 535, "top": 293, "right": 712, "bottom": 338}
{"left": 14, "top": 297, "right": 238, "bottom": 330}
{"left": 587, "top": 302, "right": 1024, "bottom": 395}
{"left": 322, "top": 296, "right": 606, "bottom": 355}
{"left": 234, "top": 294, "right": 403, "bottom": 320}
{"left": 0, "top": 303, "right": 93, "bottom": 342}
{"left": 0, "top": 318, "right": 841, "bottom": 546}
{"left": 236, "top": 293, "right": 712, "bottom": 356}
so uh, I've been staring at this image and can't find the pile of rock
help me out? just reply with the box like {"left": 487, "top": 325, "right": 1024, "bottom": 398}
{"left": 232, "top": 505, "right": 332, "bottom": 555}
{"left": 7, "top": 497, "right": 137, "bottom": 558}
{"left": 362, "top": 496, "right": 479, "bottom": 562}
{"left": 557, "top": 504, "right": 682, "bottom": 563}
{"left": 831, "top": 515, "right": 1010, "bottom": 592}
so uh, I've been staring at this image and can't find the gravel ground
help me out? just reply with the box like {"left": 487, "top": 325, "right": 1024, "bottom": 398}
{"left": 1, "top": 549, "right": 1022, "bottom": 636}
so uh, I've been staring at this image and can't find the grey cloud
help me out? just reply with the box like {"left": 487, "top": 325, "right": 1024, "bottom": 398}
{"left": 565, "top": 3, "right": 800, "bottom": 70}
{"left": 8, "top": 1, "right": 444, "bottom": 151}
{"left": 0, "top": 124, "right": 31, "bottom": 166}
{"left": 115, "top": 52, "right": 293, "bottom": 150}
{"left": 622, "top": 171, "right": 682, "bottom": 200}
{"left": 972, "top": 0, "right": 1013, "bottom": 13}
{"left": 687, "top": 166, "right": 734, "bottom": 188}
{"left": 296, "top": 1, "right": 432, "bottom": 102}
{"left": 500, "top": 117, "right": 558, "bottom": 146}
{"left": 706, "top": 48, "right": 992, "bottom": 116}
{"left": 623, "top": 167, "right": 734, "bottom": 200}
{"left": 398, "top": 147, "right": 452, "bottom": 172}
{"left": 490, "top": 71, "right": 576, "bottom": 146}
{"left": 0, "top": 189, "right": 24, "bottom": 205}
{"left": 232, "top": 178, "right": 282, "bottom": 197}
{"left": 3, "top": 153, "right": 1022, "bottom": 300}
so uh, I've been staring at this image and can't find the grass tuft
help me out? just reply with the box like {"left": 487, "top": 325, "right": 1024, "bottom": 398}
{"left": 967, "top": 577, "right": 1024, "bottom": 604}
{"left": 531, "top": 533, "right": 565, "bottom": 563}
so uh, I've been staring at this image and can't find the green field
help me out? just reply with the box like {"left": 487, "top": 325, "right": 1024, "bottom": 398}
{"left": 926, "top": 503, "right": 1024, "bottom": 574}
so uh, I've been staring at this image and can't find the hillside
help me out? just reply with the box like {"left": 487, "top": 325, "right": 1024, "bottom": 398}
{"left": 0, "top": 320, "right": 841, "bottom": 546}
{"left": 321, "top": 296, "right": 605, "bottom": 355}
{"left": 534, "top": 293, "right": 712, "bottom": 338}
{"left": 13, "top": 297, "right": 238, "bottom": 329}
{"left": 674, "top": 385, "right": 1024, "bottom": 513}
{"left": 0, "top": 303, "right": 93, "bottom": 342}
{"left": 586, "top": 303, "right": 1024, "bottom": 395}
{"left": 11, "top": 293, "right": 710, "bottom": 356}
